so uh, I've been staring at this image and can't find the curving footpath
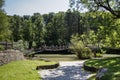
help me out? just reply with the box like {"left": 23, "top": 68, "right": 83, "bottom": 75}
{"left": 39, "top": 61, "right": 93, "bottom": 80}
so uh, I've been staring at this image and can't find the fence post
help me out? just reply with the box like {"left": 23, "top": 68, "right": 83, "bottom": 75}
{"left": 5, "top": 41, "right": 7, "bottom": 50}
{"left": 5, "top": 41, "right": 8, "bottom": 50}
{"left": 12, "top": 42, "right": 13, "bottom": 49}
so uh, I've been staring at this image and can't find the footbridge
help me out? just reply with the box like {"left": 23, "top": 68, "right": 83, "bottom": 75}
{"left": 34, "top": 45, "right": 70, "bottom": 54}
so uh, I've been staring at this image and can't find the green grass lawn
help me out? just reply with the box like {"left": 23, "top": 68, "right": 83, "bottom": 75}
{"left": 0, "top": 60, "right": 57, "bottom": 80}
{"left": 85, "top": 57, "right": 120, "bottom": 80}
{"left": 35, "top": 54, "right": 78, "bottom": 61}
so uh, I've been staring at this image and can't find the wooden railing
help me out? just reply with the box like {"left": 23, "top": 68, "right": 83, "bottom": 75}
{"left": 34, "top": 45, "right": 70, "bottom": 54}
{"left": 33, "top": 46, "right": 69, "bottom": 54}
{"left": 37, "top": 45, "right": 69, "bottom": 51}
{"left": 0, "top": 42, "right": 13, "bottom": 50}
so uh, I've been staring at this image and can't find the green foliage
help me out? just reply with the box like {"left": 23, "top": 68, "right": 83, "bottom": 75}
{"left": 70, "top": 34, "right": 93, "bottom": 59}
{"left": 44, "top": 12, "right": 68, "bottom": 45}
{"left": 0, "top": 0, "right": 4, "bottom": 9}
{"left": 97, "top": 19, "right": 120, "bottom": 48}
{"left": 0, "top": 0, "right": 120, "bottom": 51}
{"left": 85, "top": 57, "right": 120, "bottom": 80}
{"left": 0, "top": 45, "right": 4, "bottom": 50}
{"left": 95, "top": 53, "right": 103, "bottom": 57}
{"left": 9, "top": 15, "right": 23, "bottom": 41}
{"left": 70, "top": 0, "right": 120, "bottom": 18}
{"left": 10, "top": 13, "right": 45, "bottom": 48}
{"left": 64, "top": 10, "right": 83, "bottom": 41}
{"left": 0, "top": 0, "right": 11, "bottom": 41}
{"left": 81, "top": 30, "right": 98, "bottom": 46}
{"left": 31, "top": 13, "right": 45, "bottom": 46}
{"left": 8, "top": 10, "right": 120, "bottom": 50}
{"left": 13, "top": 40, "right": 29, "bottom": 51}
{"left": 100, "top": 48, "right": 106, "bottom": 54}
{"left": 0, "top": 11, "right": 10, "bottom": 41}
{"left": 32, "top": 41, "right": 36, "bottom": 48}
{"left": 80, "top": 12, "right": 120, "bottom": 49}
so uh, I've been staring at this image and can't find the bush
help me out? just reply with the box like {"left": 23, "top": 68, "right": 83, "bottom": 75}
{"left": 70, "top": 34, "right": 93, "bottom": 59}
{"left": 0, "top": 45, "right": 5, "bottom": 50}
{"left": 77, "top": 46, "right": 93, "bottom": 59}
{"left": 13, "top": 40, "right": 29, "bottom": 51}
{"left": 96, "top": 53, "right": 103, "bottom": 57}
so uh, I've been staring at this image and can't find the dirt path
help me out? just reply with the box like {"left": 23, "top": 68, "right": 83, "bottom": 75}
{"left": 39, "top": 61, "right": 93, "bottom": 80}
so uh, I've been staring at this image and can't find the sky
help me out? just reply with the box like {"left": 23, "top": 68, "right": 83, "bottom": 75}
{"left": 4, "top": 0, "right": 70, "bottom": 16}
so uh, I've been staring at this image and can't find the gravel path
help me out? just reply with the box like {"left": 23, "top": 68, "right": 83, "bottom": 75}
{"left": 39, "top": 61, "right": 93, "bottom": 80}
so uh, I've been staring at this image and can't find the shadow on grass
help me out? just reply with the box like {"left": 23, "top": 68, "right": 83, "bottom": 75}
{"left": 85, "top": 57, "right": 120, "bottom": 80}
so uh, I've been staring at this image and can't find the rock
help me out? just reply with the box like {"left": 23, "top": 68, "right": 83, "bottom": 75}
{"left": 96, "top": 68, "right": 108, "bottom": 80}
{"left": 0, "top": 50, "right": 25, "bottom": 66}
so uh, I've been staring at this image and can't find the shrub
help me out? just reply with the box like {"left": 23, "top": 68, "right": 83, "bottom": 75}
{"left": 70, "top": 34, "right": 93, "bottom": 59}
{"left": 77, "top": 46, "right": 93, "bottom": 59}
{"left": 13, "top": 40, "right": 29, "bottom": 51}
{"left": 0, "top": 45, "right": 5, "bottom": 50}
{"left": 96, "top": 53, "right": 103, "bottom": 57}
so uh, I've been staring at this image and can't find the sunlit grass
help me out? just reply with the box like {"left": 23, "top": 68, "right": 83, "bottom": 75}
{"left": 85, "top": 57, "right": 120, "bottom": 80}
{"left": 35, "top": 54, "right": 78, "bottom": 61}
{"left": 0, "top": 60, "right": 57, "bottom": 80}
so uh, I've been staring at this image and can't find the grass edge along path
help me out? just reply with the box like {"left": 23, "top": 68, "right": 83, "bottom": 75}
{"left": 0, "top": 60, "right": 57, "bottom": 80}
{"left": 85, "top": 57, "right": 120, "bottom": 80}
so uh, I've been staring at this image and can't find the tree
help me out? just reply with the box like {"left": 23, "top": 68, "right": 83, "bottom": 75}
{"left": 0, "top": 0, "right": 4, "bottom": 9}
{"left": 9, "top": 15, "right": 23, "bottom": 41}
{"left": 45, "top": 12, "right": 67, "bottom": 45}
{"left": 0, "top": 0, "right": 10, "bottom": 41}
{"left": 31, "top": 13, "right": 45, "bottom": 47}
{"left": 22, "top": 18, "right": 34, "bottom": 49}
{"left": 43, "top": 12, "right": 55, "bottom": 26}
{"left": 65, "top": 9, "right": 83, "bottom": 42}
{"left": 79, "top": 12, "right": 120, "bottom": 48}
{"left": 0, "top": 11, "right": 10, "bottom": 41}
{"left": 70, "top": 0, "right": 120, "bottom": 18}
{"left": 70, "top": 34, "right": 93, "bottom": 59}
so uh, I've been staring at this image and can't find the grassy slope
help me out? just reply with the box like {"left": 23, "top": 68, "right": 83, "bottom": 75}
{"left": 85, "top": 57, "right": 120, "bottom": 80}
{"left": 0, "top": 60, "right": 56, "bottom": 80}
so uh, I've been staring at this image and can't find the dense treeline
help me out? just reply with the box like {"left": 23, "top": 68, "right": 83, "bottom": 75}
{"left": 0, "top": 0, "right": 120, "bottom": 49}
{"left": 8, "top": 10, "right": 85, "bottom": 49}
{"left": 1, "top": 9, "right": 120, "bottom": 49}
{"left": 0, "top": 0, "right": 10, "bottom": 41}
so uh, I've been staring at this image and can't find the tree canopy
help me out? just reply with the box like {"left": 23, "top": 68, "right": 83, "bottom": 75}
{"left": 0, "top": 0, "right": 4, "bottom": 9}
{"left": 70, "top": 0, "right": 120, "bottom": 18}
{"left": 0, "top": 0, "right": 10, "bottom": 41}
{"left": 0, "top": 0, "right": 120, "bottom": 49}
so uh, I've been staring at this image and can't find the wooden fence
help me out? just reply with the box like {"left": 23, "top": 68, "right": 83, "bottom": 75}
{"left": 36, "top": 45, "right": 69, "bottom": 51}
{"left": 0, "top": 42, "right": 13, "bottom": 50}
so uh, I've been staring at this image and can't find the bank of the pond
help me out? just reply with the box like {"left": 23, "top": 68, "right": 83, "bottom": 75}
{"left": 0, "top": 60, "right": 57, "bottom": 80}
{"left": 84, "top": 57, "right": 120, "bottom": 80}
